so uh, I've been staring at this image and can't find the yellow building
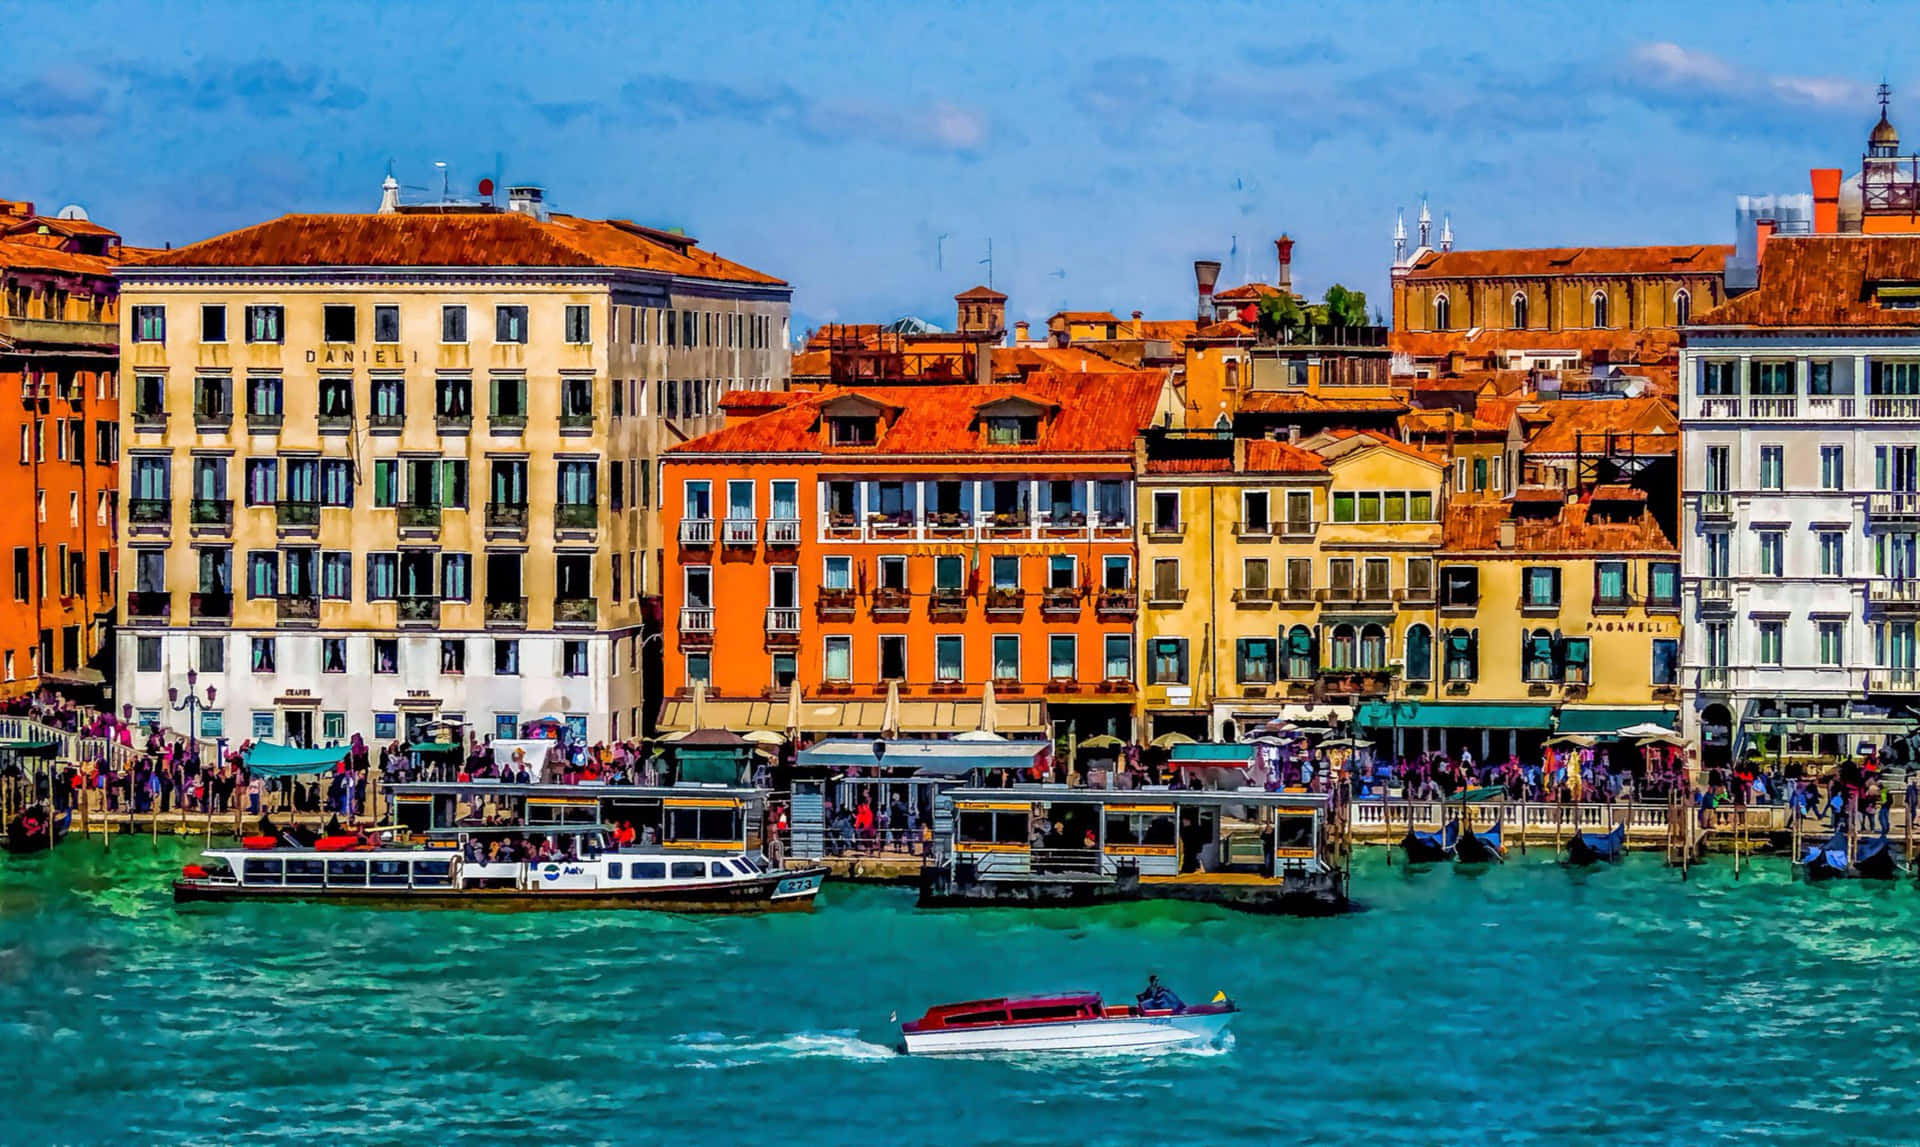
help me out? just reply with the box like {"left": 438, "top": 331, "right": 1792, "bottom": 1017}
{"left": 1181, "top": 321, "right": 1400, "bottom": 436}
{"left": 114, "top": 182, "right": 789, "bottom": 745}
{"left": 1412, "top": 486, "right": 1681, "bottom": 763}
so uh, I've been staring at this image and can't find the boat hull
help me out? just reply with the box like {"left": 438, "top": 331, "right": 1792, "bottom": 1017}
{"left": 902, "top": 1009, "right": 1232, "bottom": 1055}
{"left": 917, "top": 867, "right": 1346, "bottom": 916}
{"left": 1566, "top": 827, "right": 1626, "bottom": 866}
{"left": 2, "top": 808, "right": 71, "bottom": 856}
{"left": 172, "top": 866, "right": 827, "bottom": 913}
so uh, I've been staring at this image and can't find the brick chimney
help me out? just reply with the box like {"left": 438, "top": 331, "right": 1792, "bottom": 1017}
{"left": 1755, "top": 218, "right": 1777, "bottom": 269}
{"left": 1274, "top": 235, "right": 1294, "bottom": 293}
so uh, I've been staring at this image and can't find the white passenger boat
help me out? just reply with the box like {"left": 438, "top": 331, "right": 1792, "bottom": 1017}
{"left": 898, "top": 988, "right": 1235, "bottom": 1055}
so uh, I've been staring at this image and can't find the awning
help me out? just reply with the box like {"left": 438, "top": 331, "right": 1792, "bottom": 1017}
{"left": 408, "top": 741, "right": 461, "bottom": 754}
{"left": 1169, "top": 743, "right": 1256, "bottom": 763}
{"left": 657, "top": 698, "right": 1045, "bottom": 735}
{"left": 244, "top": 741, "right": 349, "bottom": 777}
{"left": 0, "top": 739, "right": 58, "bottom": 759}
{"left": 1555, "top": 708, "right": 1679, "bottom": 736}
{"left": 1355, "top": 702, "right": 1554, "bottom": 730}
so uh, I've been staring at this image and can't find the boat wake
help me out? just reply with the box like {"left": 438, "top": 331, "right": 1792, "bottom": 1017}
{"left": 671, "top": 1029, "right": 899, "bottom": 1066}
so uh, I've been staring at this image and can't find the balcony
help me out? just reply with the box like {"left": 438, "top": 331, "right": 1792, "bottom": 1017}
{"left": 485, "top": 502, "right": 528, "bottom": 539}
{"left": 189, "top": 498, "right": 232, "bottom": 530}
{"left": 246, "top": 410, "right": 284, "bottom": 434}
{"left": 275, "top": 594, "right": 319, "bottom": 625}
{"left": 985, "top": 587, "right": 1026, "bottom": 617}
{"left": 1868, "top": 668, "right": 1920, "bottom": 695}
{"left": 554, "top": 502, "right": 597, "bottom": 533}
{"left": 1234, "top": 521, "right": 1273, "bottom": 542}
{"left": 484, "top": 598, "right": 528, "bottom": 628}
{"left": 1042, "top": 510, "right": 1087, "bottom": 535}
{"left": 132, "top": 407, "right": 168, "bottom": 432}
{"left": 1147, "top": 587, "right": 1189, "bottom": 608}
{"left": 1699, "top": 492, "right": 1732, "bottom": 520}
{"left": 1315, "top": 669, "right": 1391, "bottom": 700}
{"left": 317, "top": 411, "right": 353, "bottom": 433}
{"left": 1318, "top": 585, "right": 1357, "bottom": 604}
{"left": 193, "top": 405, "right": 233, "bottom": 433}
{"left": 397, "top": 595, "right": 440, "bottom": 627}
{"left": 1096, "top": 589, "right": 1138, "bottom": 618}
{"left": 555, "top": 597, "right": 598, "bottom": 627}
{"left": 127, "top": 591, "right": 170, "bottom": 621}
{"left": 1645, "top": 594, "right": 1680, "bottom": 615}
{"left": 436, "top": 410, "right": 473, "bottom": 434}
{"left": 1040, "top": 587, "right": 1082, "bottom": 617}
{"left": 275, "top": 500, "right": 320, "bottom": 530}
{"left": 558, "top": 410, "right": 594, "bottom": 433}
{"left": 679, "top": 607, "right": 715, "bottom": 643}
{"left": 1807, "top": 396, "right": 1856, "bottom": 419}
{"left": 0, "top": 315, "right": 116, "bottom": 348}
{"left": 396, "top": 503, "right": 442, "bottom": 534}
{"left": 826, "top": 511, "right": 861, "bottom": 537}
{"left": 1699, "top": 398, "right": 1739, "bottom": 419}
{"left": 869, "top": 512, "right": 915, "bottom": 536}
{"left": 928, "top": 511, "right": 972, "bottom": 537}
{"left": 1519, "top": 595, "right": 1561, "bottom": 616}
{"left": 1438, "top": 594, "right": 1479, "bottom": 615}
{"left": 928, "top": 589, "right": 968, "bottom": 620}
{"left": 368, "top": 411, "right": 405, "bottom": 433}
{"left": 1699, "top": 578, "right": 1735, "bottom": 610}
{"left": 816, "top": 588, "right": 857, "bottom": 620}
{"left": 678, "top": 517, "right": 715, "bottom": 546}
{"left": 1697, "top": 666, "right": 1731, "bottom": 692}
{"left": 188, "top": 592, "right": 230, "bottom": 623}
{"left": 986, "top": 512, "right": 1031, "bottom": 537}
{"left": 128, "top": 498, "right": 170, "bottom": 529}
{"left": 1868, "top": 492, "right": 1920, "bottom": 521}
{"left": 721, "top": 517, "right": 759, "bottom": 546}
{"left": 766, "top": 517, "right": 802, "bottom": 546}
{"left": 1747, "top": 397, "right": 1797, "bottom": 419}
{"left": 1145, "top": 520, "right": 1184, "bottom": 541}
{"left": 1281, "top": 520, "right": 1318, "bottom": 539}
{"left": 1232, "top": 586, "right": 1275, "bottom": 607}
{"left": 1398, "top": 584, "right": 1436, "bottom": 607}
{"left": 1869, "top": 579, "right": 1920, "bottom": 612}
{"left": 1592, "top": 594, "right": 1633, "bottom": 614}
{"left": 490, "top": 411, "right": 527, "bottom": 433}
{"left": 1358, "top": 586, "right": 1395, "bottom": 607}
{"left": 870, "top": 587, "right": 911, "bottom": 618}
{"left": 765, "top": 607, "right": 801, "bottom": 637}
{"left": 1870, "top": 397, "right": 1920, "bottom": 419}
{"left": 1280, "top": 584, "right": 1317, "bottom": 606}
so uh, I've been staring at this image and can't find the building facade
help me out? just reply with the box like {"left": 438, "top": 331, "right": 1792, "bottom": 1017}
{"left": 114, "top": 188, "right": 789, "bottom": 746}
{"left": 657, "top": 373, "right": 1165, "bottom": 744}
{"left": 0, "top": 198, "right": 129, "bottom": 696}
{"left": 1680, "top": 234, "right": 1920, "bottom": 767}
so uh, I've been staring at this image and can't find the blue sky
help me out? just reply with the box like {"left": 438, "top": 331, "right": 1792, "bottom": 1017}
{"left": 1, "top": 0, "right": 1908, "bottom": 335}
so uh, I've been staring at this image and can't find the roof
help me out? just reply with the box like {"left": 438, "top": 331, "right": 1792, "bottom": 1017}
{"left": 993, "top": 345, "right": 1132, "bottom": 375}
{"left": 1188, "top": 319, "right": 1258, "bottom": 341}
{"left": 4, "top": 215, "right": 117, "bottom": 239}
{"left": 1521, "top": 397, "right": 1677, "bottom": 456}
{"left": 1136, "top": 319, "right": 1200, "bottom": 345}
{"left": 954, "top": 285, "right": 1007, "bottom": 302}
{"left": 1141, "top": 438, "right": 1329, "bottom": 476}
{"left": 670, "top": 371, "right": 1165, "bottom": 458}
{"left": 1442, "top": 498, "right": 1674, "bottom": 554}
{"left": 1238, "top": 393, "right": 1407, "bottom": 416}
{"left": 1391, "top": 327, "right": 1681, "bottom": 364}
{"left": 1214, "top": 282, "right": 1290, "bottom": 301}
{"left": 1699, "top": 235, "right": 1920, "bottom": 328}
{"left": 1308, "top": 428, "right": 1445, "bottom": 466}
{"left": 0, "top": 238, "right": 121, "bottom": 277}
{"left": 126, "top": 210, "right": 785, "bottom": 285}
{"left": 1405, "top": 244, "right": 1733, "bottom": 280}
{"left": 718, "top": 389, "right": 800, "bottom": 415}
{"left": 1051, "top": 310, "right": 1120, "bottom": 323}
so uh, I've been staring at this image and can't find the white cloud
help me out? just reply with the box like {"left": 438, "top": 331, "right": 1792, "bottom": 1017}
{"left": 1632, "top": 42, "right": 1871, "bottom": 110}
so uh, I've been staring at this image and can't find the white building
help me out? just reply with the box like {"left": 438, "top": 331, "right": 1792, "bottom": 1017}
{"left": 1680, "top": 234, "right": 1920, "bottom": 767}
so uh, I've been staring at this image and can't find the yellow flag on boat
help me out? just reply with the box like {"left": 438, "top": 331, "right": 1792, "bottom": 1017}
{"left": 1212, "top": 990, "right": 1227, "bottom": 1003}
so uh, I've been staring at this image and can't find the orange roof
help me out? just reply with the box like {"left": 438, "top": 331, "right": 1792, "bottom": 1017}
{"left": 4, "top": 215, "right": 117, "bottom": 240}
{"left": 1137, "top": 319, "right": 1199, "bottom": 343}
{"left": 1051, "top": 310, "right": 1121, "bottom": 323}
{"left": 1246, "top": 439, "right": 1331, "bottom": 474}
{"left": 717, "top": 389, "right": 799, "bottom": 415}
{"left": 790, "top": 349, "right": 831, "bottom": 378}
{"left": 670, "top": 371, "right": 1165, "bottom": 458}
{"left": 955, "top": 284, "right": 1006, "bottom": 301}
{"left": 1214, "top": 282, "right": 1289, "bottom": 301}
{"left": 1522, "top": 397, "right": 1677, "bottom": 456}
{"left": 1406, "top": 244, "right": 1732, "bottom": 280}
{"left": 1443, "top": 499, "right": 1674, "bottom": 555}
{"left": 0, "top": 238, "right": 121, "bottom": 277}
{"left": 1701, "top": 236, "right": 1920, "bottom": 328}
{"left": 1311, "top": 428, "right": 1446, "bottom": 465}
{"left": 127, "top": 211, "right": 785, "bottom": 285}
{"left": 1238, "top": 393, "right": 1407, "bottom": 416}
{"left": 1188, "top": 319, "right": 1257, "bottom": 341}
{"left": 993, "top": 345, "right": 1131, "bottom": 374}
{"left": 1391, "top": 327, "right": 1681, "bottom": 364}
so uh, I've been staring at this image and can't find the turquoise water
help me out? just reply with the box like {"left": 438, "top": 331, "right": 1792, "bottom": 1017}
{"left": 5, "top": 842, "right": 1920, "bottom": 1144}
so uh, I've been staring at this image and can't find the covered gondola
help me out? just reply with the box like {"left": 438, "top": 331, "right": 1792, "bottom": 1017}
{"left": 1566, "top": 823, "right": 1627, "bottom": 866}
{"left": 2, "top": 804, "right": 70, "bottom": 855}
{"left": 1400, "top": 819, "right": 1458, "bottom": 863}
{"left": 1801, "top": 833, "right": 1899, "bottom": 881}
{"left": 1456, "top": 820, "right": 1504, "bottom": 864}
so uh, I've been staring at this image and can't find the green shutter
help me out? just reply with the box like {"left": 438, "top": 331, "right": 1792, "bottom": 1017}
{"left": 373, "top": 460, "right": 394, "bottom": 507}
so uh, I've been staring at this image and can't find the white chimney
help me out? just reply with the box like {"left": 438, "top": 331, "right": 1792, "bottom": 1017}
{"left": 377, "top": 175, "right": 400, "bottom": 215}
{"left": 507, "top": 185, "right": 549, "bottom": 222}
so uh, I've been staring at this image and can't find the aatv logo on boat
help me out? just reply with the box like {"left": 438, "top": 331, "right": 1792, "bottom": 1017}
{"left": 542, "top": 864, "right": 560, "bottom": 881}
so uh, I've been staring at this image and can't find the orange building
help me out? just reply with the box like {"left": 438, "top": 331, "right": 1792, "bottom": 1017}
{"left": 0, "top": 199, "right": 129, "bottom": 696}
{"left": 657, "top": 371, "right": 1168, "bottom": 744}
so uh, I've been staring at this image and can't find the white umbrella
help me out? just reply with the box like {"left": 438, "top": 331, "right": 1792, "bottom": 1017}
{"left": 979, "top": 680, "right": 999, "bottom": 736}
{"left": 690, "top": 681, "right": 708, "bottom": 731}
{"left": 784, "top": 679, "right": 802, "bottom": 734}
{"left": 1617, "top": 722, "right": 1678, "bottom": 739}
{"left": 881, "top": 680, "right": 901, "bottom": 739}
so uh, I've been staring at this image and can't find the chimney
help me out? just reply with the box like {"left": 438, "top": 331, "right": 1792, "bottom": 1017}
{"left": 1014, "top": 320, "right": 1030, "bottom": 344}
{"left": 1810, "top": 168, "right": 1842, "bottom": 233}
{"left": 1233, "top": 436, "right": 1248, "bottom": 472}
{"left": 1274, "top": 235, "right": 1294, "bottom": 293}
{"left": 1194, "top": 260, "right": 1222, "bottom": 322}
{"left": 1497, "top": 519, "right": 1516, "bottom": 549}
{"left": 1131, "top": 310, "right": 1143, "bottom": 339}
{"left": 1286, "top": 425, "right": 1301, "bottom": 445}
{"left": 507, "top": 185, "right": 549, "bottom": 222}
{"left": 377, "top": 175, "right": 400, "bottom": 215}
{"left": 1754, "top": 218, "right": 1776, "bottom": 269}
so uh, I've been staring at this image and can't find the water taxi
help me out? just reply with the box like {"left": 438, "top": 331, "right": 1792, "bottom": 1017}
{"left": 173, "top": 781, "right": 826, "bottom": 912}
{"left": 899, "top": 987, "right": 1235, "bottom": 1055}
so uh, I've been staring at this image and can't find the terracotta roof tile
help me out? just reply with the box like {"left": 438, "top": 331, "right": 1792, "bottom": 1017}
{"left": 1143, "top": 456, "right": 1232, "bottom": 474}
{"left": 1391, "top": 328, "right": 1680, "bottom": 364}
{"left": 1522, "top": 397, "right": 1677, "bottom": 456}
{"left": 1239, "top": 393, "right": 1406, "bottom": 415}
{"left": 0, "top": 238, "right": 121, "bottom": 276}
{"left": 1406, "top": 244, "right": 1732, "bottom": 279}
{"left": 1444, "top": 499, "right": 1674, "bottom": 554}
{"left": 126, "top": 211, "right": 785, "bottom": 285}
{"left": 1700, "top": 236, "right": 1920, "bottom": 327}
{"left": 717, "top": 389, "right": 799, "bottom": 414}
{"left": 1136, "top": 319, "right": 1199, "bottom": 343}
{"left": 955, "top": 284, "right": 1006, "bottom": 301}
{"left": 669, "top": 371, "right": 1165, "bottom": 458}
{"left": 1189, "top": 319, "right": 1257, "bottom": 340}
{"left": 1214, "top": 282, "right": 1289, "bottom": 301}
{"left": 1309, "top": 428, "right": 1446, "bottom": 465}
{"left": 1245, "top": 439, "right": 1330, "bottom": 474}
{"left": 1051, "top": 310, "right": 1120, "bottom": 323}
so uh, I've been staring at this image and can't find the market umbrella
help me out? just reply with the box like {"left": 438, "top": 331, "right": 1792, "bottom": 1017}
{"left": 881, "top": 680, "right": 901, "bottom": 739}
{"left": 784, "top": 679, "right": 802, "bottom": 734}
{"left": 953, "top": 729, "right": 1005, "bottom": 742}
{"left": 1617, "top": 722, "right": 1678, "bottom": 739}
{"left": 1636, "top": 732, "right": 1686, "bottom": 747}
{"left": 1547, "top": 734, "right": 1597, "bottom": 748}
{"left": 979, "top": 680, "right": 999, "bottom": 736}
{"left": 1078, "top": 734, "right": 1124, "bottom": 751}
{"left": 690, "top": 681, "right": 708, "bottom": 731}
{"left": 1149, "top": 731, "right": 1196, "bottom": 748}
{"left": 742, "top": 730, "right": 786, "bottom": 746}
{"left": 1319, "top": 737, "right": 1369, "bottom": 750}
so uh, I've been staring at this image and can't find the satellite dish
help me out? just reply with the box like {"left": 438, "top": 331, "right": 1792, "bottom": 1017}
{"left": 478, "top": 178, "right": 495, "bottom": 198}
{"left": 56, "top": 204, "right": 89, "bottom": 221}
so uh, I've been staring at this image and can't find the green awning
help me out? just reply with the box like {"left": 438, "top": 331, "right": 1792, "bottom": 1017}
{"left": 1355, "top": 702, "right": 1555, "bottom": 730}
{"left": 244, "top": 741, "right": 349, "bottom": 777}
{"left": 0, "top": 739, "right": 58, "bottom": 759}
{"left": 408, "top": 741, "right": 461, "bottom": 754}
{"left": 1554, "top": 708, "right": 1678, "bottom": 736}
{"left": 1170, "top": 743, "right": 1256, "bottom": 762}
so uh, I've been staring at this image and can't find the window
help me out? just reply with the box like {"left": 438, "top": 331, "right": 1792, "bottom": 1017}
{"left": 1103, "top": 555, "right": 1131, "bottom": 591}
{"left": 247, "top": 376, "right": 283, "bottom": 419}
{"left": 1590, "top": 291, "right": 1609, "bottom": 329}
{"left": 1810, "top": 361, "right": 1835, "bottom": 395}
{"left": 829, "top": 416, "right": 877, "bottom": 445}
{"left": 934, "top": 555, "right": 964, "bottom": 591}
{"left": 563, "top": 640, "right": 588, "bottom": 677}
{"left": 1752, "top": 362, "right": 1796, "bottom": 396}
{"left": 684, "top": 652, "right": 710, "bottom": 686}
{"left": 1432, "top": 293, "right": 1450, "bottom": 331}
{"left": 322, "top": 305, "right": 356, "bottom": 343}
{"left": 1522, "top": 567, "right": 1560, "bottom": 609}
{"left": 1242, "top": 490, "right": 1270, "bottom": 534}
{"left": 565, "top": 305, "right": 591, "bottom": 344}
{"left": 1243, "top": 558, "right": 1270, "bottom": 597}
{"left": 1151, "top": 558, "right": 1181, "bottom": 602}
{"left": 1148, "top": 638, "right": 1187, "bottom": 685}
{"left": 321, "top": 552, "right": 352, "bottom": 599}
{"left": 1441, "top": 566, "right": 1478, "bottom": 608}
{"left": 1648, "top": 561, "right": 1678, "bottom": 607}
{"left": 442, "top": 305, "right": 467, "bottom": 344}
{"left": 1758, "top": 445, "right": 1783, "bottom": 490}
{"left": 1511, "top": 292, "right": 1528, "bottom": 330}
{"left": 1818, "top": 622, "right": 1843, "bottom": 668}
{"left": 1236, "top": 638, "right": 1275, "bottom": 684}
{"left": 1700, "top": 362, "right": 1738, "bottom": 397}
{"left": 366, "top": 553, "right": 398, "bottom": 601}
{"left": 823, "top": 556, "right": 852, "bottom": 590}
{"left": 373, "top": 305, "right": 400, "bottom": 343}
{"left": 1444, "top": 629, "right": 1477, "bottom": 681}
{"left": 1104, "top": 635, "right": 1132, "bottom": 681}
{"left": 935, "top": 635, "right": 963, "bottom": 682}
{"left": 823, "top": 636, "right": 852, "bottom": 682}
{"left": 1815, "top": 444, "right": 1846, "bottom": 492}
{"left": 1405, "top": 624, "right": 1433, "bottom": 681}
{"left": 772, "top": 653, "right": 797, "bottom": 690}
{"left": 251, "top": 637, "right": 276, "bottom": 673}
{"left": 1048, "top": 635, "right": 1076, "bottom": 681}
{"left": 1819, "top": 532, "right": 1845, "bottom": 577}
{"left": 991, "top": 635, "right": 1020, "bottom": 682}
{"left": 1650, "top": 638, "right": 1679, "bottom": 686}
{"left": 441, "top": 553, "right": 471, "bottom": 600}
{"left": 135, "top": 635, "right": 161, "bottom": 673}
{"left": 200, "top": 304, "right": 226, "bottom": 343}
{"left": 1048, "top": 555, "right": 1077, "bottom": 590}
{"left": 246, "top": 304, "right": 283, "bottom": 343}
{"left": 495, "top": 306, "right": 528, "bottom": 344}
{"left": 1594, "top": 561, "right": 1627, "bottom": 607}
{"left": 493, "top": 639, "right": 520, "bottom": 675}
{"left": 132, "top": 305, "right": 165, "bottom": 343}
{"left": 321, "top": 638, "right": 346, "bottom": 674}
{"left": 1758, "top": 621, "right": 1783, "bottom": 666}
{"left": 1563, "top": 637, "right": 1590, "bottom": 685}
{"left": 1673, "top": 290, "right": 1691, "bottom": 326}
{"left": 879, "top": 635, "right": 907, "bottom": 682}
{"left": 246, "top": 551, "right": 279, "bottom": 598}
{"left": 1151, "top": 490, "right": 1180, "bottom": 532}
{"left": 1758, "top": 531, "right": 1784, "bottom": 577}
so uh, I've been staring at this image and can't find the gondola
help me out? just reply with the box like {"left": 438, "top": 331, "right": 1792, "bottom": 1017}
{"left": 1456, "top": 820, "right": 1504, "bottom": 864}
{"left": 1565, "top": 823, "right": 1626, "bottom": 866}
{"left": 2, "top": 805, "right": 70, "bottom": 855}
{"left": 1400, "top": 819, "right": 1458, "bottom": 863}
{"left": 1801, "top": 833, "right": 1898, "bottom": 881}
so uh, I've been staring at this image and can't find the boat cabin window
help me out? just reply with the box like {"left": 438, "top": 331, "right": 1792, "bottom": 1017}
{"left": 370, "top": 860, "right": 409, "bottom": 886}
{"left": 1104, "top": 811, "right": 1176, "bottom": 847}
{"left": 528, "top": 801, "right": 600, "bottom": 826}
{"left": 395, "top": 798, "right": 433, "bottom": 832}
{"left": 1274, "top": 813, "right": 1316, "bottom": 852}
{"left": 243, "top": 858, "right": 284, "bottom": 884}
{"left": 412, "top": 859, "right": 453, "bottom": 886}
{"left": 326, "top": 859, "right": 368, "bottom": 886}
{"left": 607, "top": 862, "right": 623, "bottom": 879}
{"left": 944, "top": 1009, "right": 1010, "bottom": 1027}
{"left": 285, "top": 858, "right": 325, "bottom": 886}
{"left": 670, "top": 861, "right": 708, "bottom": 880}
{"left": 1008, "top": 1004, "right": 1090, "bottom": 1023}
{"left": 666, "top": 806, "right": 741, "bottom": 845}
{"left": 957, "top": 810, "right": 1030, "bottom": 845}
{"left": 631, "top": 861, "right": 666, "bottom": 880}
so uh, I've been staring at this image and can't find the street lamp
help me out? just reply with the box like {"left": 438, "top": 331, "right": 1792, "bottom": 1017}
{"left": 169, "top": 668, "right": 217, "bottom": 764}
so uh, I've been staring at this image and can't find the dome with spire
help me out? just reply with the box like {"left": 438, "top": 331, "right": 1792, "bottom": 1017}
{"left": 1871, "top": 111, "right": 1900, "bottom": 150}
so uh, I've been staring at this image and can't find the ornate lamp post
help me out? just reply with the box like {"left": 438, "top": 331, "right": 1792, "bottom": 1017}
{"left": 168, "top": 669, "right": 217, "bottom": 765}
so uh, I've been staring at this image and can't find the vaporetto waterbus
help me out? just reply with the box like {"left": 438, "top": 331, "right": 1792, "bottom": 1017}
{"left": 173, "top": 780, "right": 826, "bottom": 913}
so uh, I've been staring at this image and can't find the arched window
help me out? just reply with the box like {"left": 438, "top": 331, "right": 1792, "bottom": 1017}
{"left": 1286, "top": 625, "right": 1314, "bottom": 680}
{"left": 1591, "top": 290, "right": 1609, "bottom": 329}
{"left": 1525, "top": 628, "right": 1555, "bottom": 682}
{"left": 1330, "top": 624, "right": 1356, "bottom": 670}
{"left": 1405, "top": 624, "right": 1433, "bottom": 681}
{"left": 1359, "top": 624, "right": 1387, "bottom": 670}
{"left": 1433, "top": 293, "right": 1451, "bottom": 331}
{"left": 1511, "top": 292, "right": 1528, "bottom": 330}
{"left": 1673, "top": 289, "right": 1691, "bottom": 326}
{"left": 1444, "top": 628, "right": 1477, "bottom": 682}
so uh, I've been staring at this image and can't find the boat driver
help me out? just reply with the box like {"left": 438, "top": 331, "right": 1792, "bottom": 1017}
{"left": 1138, "top": 975, "right": 1184, "bottom": 1012}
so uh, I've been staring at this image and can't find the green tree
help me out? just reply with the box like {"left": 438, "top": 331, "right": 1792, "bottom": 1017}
{"left": 1322, "top": 284, "right": 1370, "bottom": 328}
{"left": 1255, "top": 292, "right": 1304, "bottom": 337}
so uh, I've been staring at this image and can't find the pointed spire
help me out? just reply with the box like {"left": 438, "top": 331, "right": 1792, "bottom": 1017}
{"left": 1393, "top": 209, "right": 1407, "bottom": 267}
{"left": 1417, "top": 196, "right": 1432, "bottom": 249}
{"left": 1440, "top": 213, "right": 1453, "bottom": 252}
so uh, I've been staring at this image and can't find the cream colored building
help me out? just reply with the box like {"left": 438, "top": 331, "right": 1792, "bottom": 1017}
{"left": 114, "top": 183, "right": 789, "bottom": 746}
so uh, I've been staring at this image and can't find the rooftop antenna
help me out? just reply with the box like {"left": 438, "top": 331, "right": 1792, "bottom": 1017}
{"left": 936, "top": 233, "right": 948, "bottom": 272}
{"left": 979, "top": 238, "right": 994, "bottom": 290}
{"left": 434, "top": 161, "right": 449, "bottom": 203}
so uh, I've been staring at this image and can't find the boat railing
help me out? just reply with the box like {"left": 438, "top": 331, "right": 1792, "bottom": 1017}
{"left": 1029, "top": 847, "right": 1104, "bottom": 877}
